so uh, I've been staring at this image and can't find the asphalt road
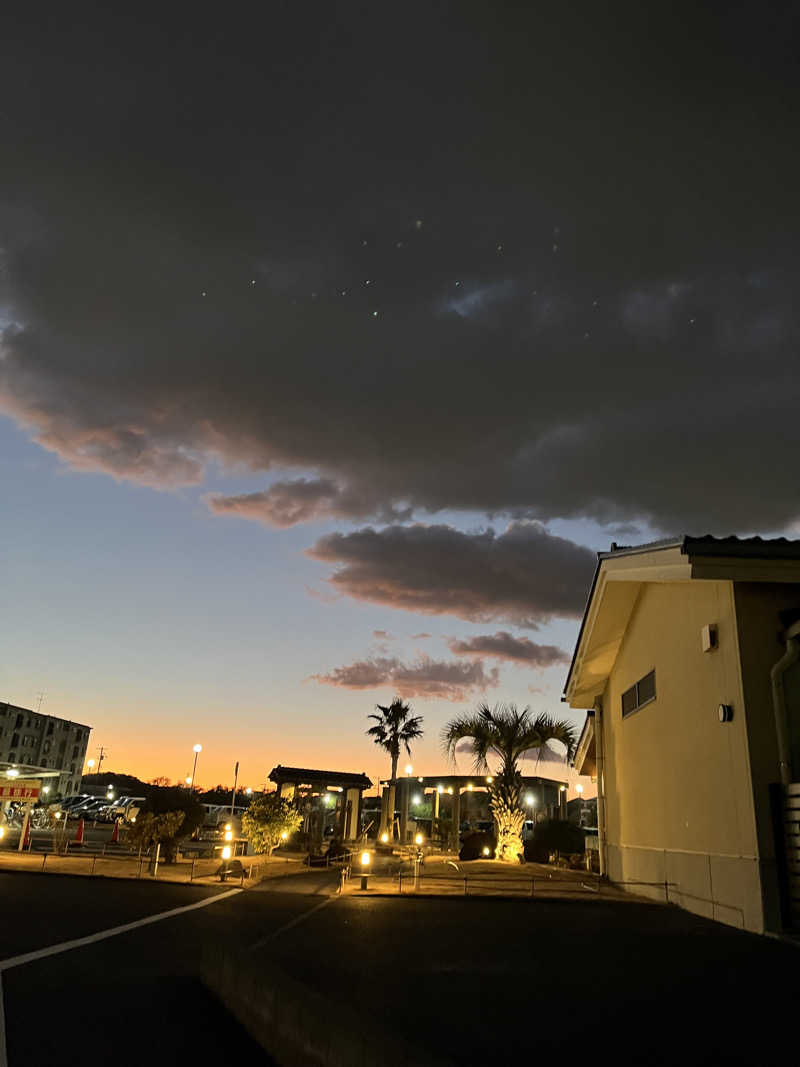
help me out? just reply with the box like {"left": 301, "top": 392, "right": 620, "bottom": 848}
{"left": 1, "top": 869, "right": 797, "bottom": 1066}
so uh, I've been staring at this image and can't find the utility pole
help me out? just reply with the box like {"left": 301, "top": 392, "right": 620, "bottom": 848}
{"left": 96, "top": 745, "right": 107, "bottom": 775}
{"left": 231, "top": 761, "right": 240, "bottom": 817}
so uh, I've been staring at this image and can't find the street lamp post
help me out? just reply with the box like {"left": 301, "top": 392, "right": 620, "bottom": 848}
{"left": 189, "top": 744, "right": 202, "bottom": 792}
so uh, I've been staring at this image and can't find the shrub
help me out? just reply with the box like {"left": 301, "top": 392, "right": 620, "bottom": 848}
{"left": 459, "top": 830, "right": 496, "bottom": 861}
{"left": 524, "top": 819, "right": 585, "bottom": 863}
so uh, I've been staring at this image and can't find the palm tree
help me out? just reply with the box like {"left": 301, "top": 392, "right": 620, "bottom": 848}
{"left": 366, "top": 698, "right": 424, "bottom": 781}
{"left": 442, "top": 702, "right": 577, "bottom": 862}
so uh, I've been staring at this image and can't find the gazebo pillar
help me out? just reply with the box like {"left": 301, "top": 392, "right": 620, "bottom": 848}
{"left": 451, "top": 788, "right": 461, "bottom": 853}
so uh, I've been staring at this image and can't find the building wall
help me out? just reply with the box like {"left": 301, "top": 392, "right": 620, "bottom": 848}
{"left": 733, "top": 582, "right": 800, "bottom": 931}
{"left": 0, "top": 702, "right": 91, "bottom": 796}
{"left": 600, "top": 580, "right": 763, "bottom": 931}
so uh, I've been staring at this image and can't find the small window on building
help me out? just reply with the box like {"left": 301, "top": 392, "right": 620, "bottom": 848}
{"left": 621, "top": 670, "right": 656, "bottom": 718}
{"left": 41, "top": 758, "right": 48, "bottom": 767}
{"left": 47, "top": 722, "right": 54, "bottom": 736}
{"left": 8, "top": 752, "right": 16, "bottom": 762}
{"left": 11, "top": 733, "right": 19, "bottom": 748}
{"left": 72, "top": 745, "right": 79, "bottom": 759}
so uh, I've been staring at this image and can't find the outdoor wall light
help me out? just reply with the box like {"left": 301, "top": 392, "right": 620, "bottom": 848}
{"left": 718, "top": 703, "right": 734, "bottom": 723}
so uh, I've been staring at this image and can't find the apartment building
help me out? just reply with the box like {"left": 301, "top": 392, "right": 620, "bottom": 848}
{"left": 0, "top": 701, "right": 92, "bottom": 797}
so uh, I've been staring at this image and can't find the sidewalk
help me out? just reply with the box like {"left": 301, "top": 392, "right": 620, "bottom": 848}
{"left": 0, "top": 847, "right": 309, "bottom": 886}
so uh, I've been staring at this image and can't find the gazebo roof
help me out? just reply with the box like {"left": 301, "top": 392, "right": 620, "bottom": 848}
{"left": 268, "top": 765, "right": 372, "bottom": 790}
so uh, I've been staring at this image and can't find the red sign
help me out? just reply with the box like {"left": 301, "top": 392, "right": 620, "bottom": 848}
{"left": 0, "top": 782, "right": 41, "bottom": 801}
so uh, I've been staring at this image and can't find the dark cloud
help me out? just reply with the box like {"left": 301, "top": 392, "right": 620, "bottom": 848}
{"left": 208, "top": 479, "right": 410, "bottom": 528}
{"left": 2, "top": 8, "right": 800, "bottom": 534}
{"left": 447, "top": 632, "right": 569, "bottom": 667}
{"left": 307, "top": 522, "right": 596, "bottom": 627}
{"left": 312, "top": 655, "right": 499, "bottom": 702}
{"left": 372, "top": 630, "right": 392, "bottom": 641}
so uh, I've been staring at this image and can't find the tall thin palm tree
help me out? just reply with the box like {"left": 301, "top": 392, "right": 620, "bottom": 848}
{"left": 442, "top": 702, "right": 577, "bottom": 862}
{"left": 367, "top": 698, "right": 424, "bottom": 781}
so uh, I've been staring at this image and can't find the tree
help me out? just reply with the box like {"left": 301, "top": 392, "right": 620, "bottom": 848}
{"left": 131, "top": 786, "right": 206, "bottom": 862}
{"left": 124, "top": 811, "right": 185, "bottom": 855}
{"left": 241, "top": 793, "right": 303, "bottom": 855}
{"left": 366, "top": 698, "right": 424, "bottom": 780}
{"left": 149, "top": 776, "right": 171, "bottom": 787}
{"left": 442, "top": 703, "right": 577, "bottom": 863}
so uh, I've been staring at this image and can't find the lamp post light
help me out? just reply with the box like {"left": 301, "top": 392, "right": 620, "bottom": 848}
{"left": 359, "top": 850, "right": 371, "bottom": 890}
{"left": 404, "top": 764, "right": 413, "bottom": 776}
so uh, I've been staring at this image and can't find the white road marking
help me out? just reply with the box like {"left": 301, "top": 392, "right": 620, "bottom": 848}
{"left": 0, "top": 887, "right": 242, "bottom": 972}
{"left": 0, "top": 887, "right": 241, "bottom": 1066}
{"left": 249, "top": 893, "right": 337, "bottom": 951}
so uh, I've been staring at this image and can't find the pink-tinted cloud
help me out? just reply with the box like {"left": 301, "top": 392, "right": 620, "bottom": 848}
{"left": 308, "top": 522, "right": 595, "bottom": 627}
{"left": 411, "top": 632, "right": 432, "bottom": 640}
{"left": 372, "top": 630, "right": 393, "bottom": 641}
{"left": 447, "top": 631, "right": 569, "bottom": 667}
{"left": 207, "top": 478, "right": 411, "bottom": 527}
{"left": 312, "top": 655, "right": 499, "bottom": 702}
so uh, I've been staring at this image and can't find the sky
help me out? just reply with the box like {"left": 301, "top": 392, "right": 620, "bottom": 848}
{"left": 1, "top": 4, "right": 799, "bottom": 793}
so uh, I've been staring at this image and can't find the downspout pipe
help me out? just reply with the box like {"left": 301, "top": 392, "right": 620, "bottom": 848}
{"left": 591, "top": 699, "right": 607, "bottom": 878}
{"left": 770, "top": 619, "right": 800, "bottom": 787}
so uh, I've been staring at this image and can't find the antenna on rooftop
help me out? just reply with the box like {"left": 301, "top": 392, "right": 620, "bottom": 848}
{"left": 35, "top": 691, "right": 45, "bottom": 714}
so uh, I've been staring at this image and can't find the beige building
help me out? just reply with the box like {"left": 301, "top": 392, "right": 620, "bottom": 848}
{"left": 0, "top": 701, "right": 91, "bottom": 797}
{"left": 564, "top": 536, "right": 800, "bottom": 935}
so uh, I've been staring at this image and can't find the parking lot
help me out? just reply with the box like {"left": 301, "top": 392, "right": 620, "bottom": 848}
{"left": 1, "top": 866, "right": 799, "bottom": 1066}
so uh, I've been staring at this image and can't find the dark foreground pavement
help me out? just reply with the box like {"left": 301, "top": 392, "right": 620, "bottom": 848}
{"left": 1, "top": 869, "right": 797, "bottom": 1066}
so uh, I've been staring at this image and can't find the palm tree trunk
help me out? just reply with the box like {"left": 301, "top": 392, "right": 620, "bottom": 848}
{"left": 388, "top": 753, "right": 399, "bottom": 841}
